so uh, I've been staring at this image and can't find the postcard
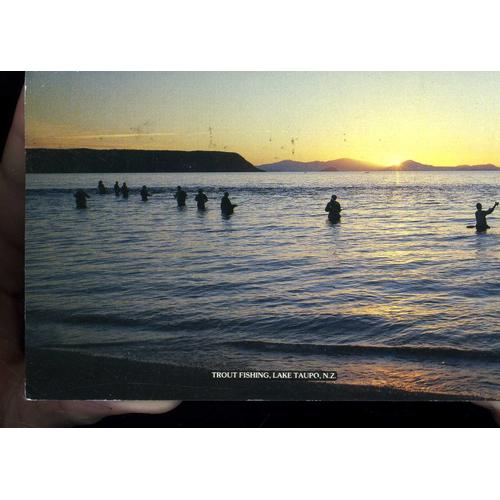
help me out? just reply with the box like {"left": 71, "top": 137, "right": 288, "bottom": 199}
{"left": 25, "top": 72, "right": 499, "bottom": 400}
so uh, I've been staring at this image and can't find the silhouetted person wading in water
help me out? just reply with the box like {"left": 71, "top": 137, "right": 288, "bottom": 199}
{"left": 195, "top": 189, "right": 208, "bottom": 210}
{"left": 74, "top": 189, "right": 90, "bottom": 209}
{"left": 475, "top": 201, "right": 499, "bottom": 232}
{"left": 175, "top": 186, "right": 187, "bottom": 207}
{"left": 140, "top": 185, "right": 151, "bottom": 201}
{"left": 325, "top": 194, "right": 342, "bottom": 223}
{"left": 97, "top": 180, "right": 107, "bottom": 195}
{"left": 121, "top": 182, "right": 129, "bottom": 199}
{"left": 221, "top": 192, "right": 237, "bottom": 216}
{"left": 114, "top": 181, "right": 120, "bottom": 197}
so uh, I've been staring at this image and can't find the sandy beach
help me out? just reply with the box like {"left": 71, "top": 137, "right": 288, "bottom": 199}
{"left": 25, "top": 348, "right": 476, "bottom": 401}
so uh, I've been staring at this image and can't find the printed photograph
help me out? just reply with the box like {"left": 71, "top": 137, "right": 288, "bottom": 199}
{"left": 25, "top": 72, "right": 499, "bottom": 400}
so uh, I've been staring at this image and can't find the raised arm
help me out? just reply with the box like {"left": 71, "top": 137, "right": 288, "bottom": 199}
{"left": 486, "top": 202, "right": 499, "bottom": 215}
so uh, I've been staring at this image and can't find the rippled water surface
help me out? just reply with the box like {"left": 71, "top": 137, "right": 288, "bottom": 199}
{"left": 26, "top": 171, "right": 500, "bottom": 398}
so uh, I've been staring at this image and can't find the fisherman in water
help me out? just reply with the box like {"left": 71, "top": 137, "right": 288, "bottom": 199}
{"left": 113, "top": 181, "right": 120, "bottom": 197}
{"left": 475, "top": 201, "right": 499, "bottom": 232}
{"left": 97, "top": 180, "right": 107, "bottom": 195}
{"left": 140, "top": 185, "right": 151, "bottom": 202}
{"left": 74, "top": 189, "right": 90, "bottom": 209}
{"left": 174, "top": 186, "right": 187, "bottom": 207}
{"left": 195, "top": 188, "right": 208, "bottom": 210}
{"left": 221, "top": 191, "right": 237, "bottom": 216}
{"left": 325, "top": 194, "right": 342, "bottom": 223}
{"left": 121, "top": 182, "right": 130, "bottom": 199}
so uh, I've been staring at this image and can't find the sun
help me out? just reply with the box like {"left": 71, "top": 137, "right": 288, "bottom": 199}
{"left": 386, "top": 158, "right": 404, "bottom": 167}
{"left": 376, "top": 155, "right": 405, "bottom": 167}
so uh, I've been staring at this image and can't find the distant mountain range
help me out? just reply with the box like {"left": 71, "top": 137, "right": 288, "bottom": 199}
{"left": 259, "top": 158, "right": 381, "bottom": 172}
{"left": 386, "top": 160, "right": 499, "bottom": 171}
{"left": 26, "top": 149, "right": 262, "bottom": 174}
{"left": 259, "top": 158, "right": 500, "bottom": 172}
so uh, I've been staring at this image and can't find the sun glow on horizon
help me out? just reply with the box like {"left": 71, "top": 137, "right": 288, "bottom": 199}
{"left": 383, "top": 158, "right": 404, "bottom": 168}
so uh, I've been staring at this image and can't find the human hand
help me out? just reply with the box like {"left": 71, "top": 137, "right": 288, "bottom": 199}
{"left": 0, "top": 91, "right": 179, "bottom": 427}
{"left": 477, "top": 402, "right": 500, "bottom": 426}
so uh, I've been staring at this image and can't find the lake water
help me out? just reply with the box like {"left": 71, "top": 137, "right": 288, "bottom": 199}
{"left": 26, "top": 171, "right": 500, "bottom": 398}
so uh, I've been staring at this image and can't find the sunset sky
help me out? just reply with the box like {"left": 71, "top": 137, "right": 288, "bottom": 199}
{"left": 26, "top": 72, "right": 500, "bottom": 166}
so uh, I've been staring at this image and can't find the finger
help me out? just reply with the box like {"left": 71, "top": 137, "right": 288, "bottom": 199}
{"left": 1, "top": 89, "right": 25, "bottom": 186}
{"left": 8, "top": 399, "right": 182, "bottom": 427}
{"left": 0, "top": 236, "right": 23, "bottom": 295}
{"left": 0, "top": 291, "right": 23, "bottom": 360}
{"left": 56, "top": 400, "right": 182, "bottom": 426}
{"left": 475, "top": 402, "right": 500, "bottom": 425}
{"left": 0, "top": 90, "right": 25, "bottom": 251}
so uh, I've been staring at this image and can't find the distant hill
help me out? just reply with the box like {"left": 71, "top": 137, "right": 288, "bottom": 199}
{"left": 259, "top": 157, "right": 500, "bottom": 172}
{"left": 257, "top": 160, "right": 331, "bottom": 172}
{"left": 259, "top": 158, "right": 383, "bottom": 172}
{"left": 388, "top": 160, "right": 500, "bottom": 171}
{"left": 26, "top": 149, "right": 262, "bottom": 174}
{"left": 321, "top": 158, "right": 383, "bottom": 171}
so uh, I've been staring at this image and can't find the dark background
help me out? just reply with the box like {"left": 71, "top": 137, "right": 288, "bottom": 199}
{"left": 3, "top": 71, "right": 496, "bottom": 427}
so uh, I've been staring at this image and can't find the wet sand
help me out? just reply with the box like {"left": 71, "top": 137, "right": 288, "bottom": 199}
{"left": 25, "top": 348, "right": 476, "bottom": 401}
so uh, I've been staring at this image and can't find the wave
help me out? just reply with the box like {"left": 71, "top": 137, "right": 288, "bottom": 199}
{"left": 27, "top": 308, "right": 232, "bottom": 333}
{"left": 37, "top": 338, "right": 178, "bottom": 350}
{"left": 27, "top": 307, "right": 416, "bottom": 339}
{"left": 36, "top": 338, "right": 500, "bottom": 367}
{"left": 223, "top": 340, "right": 500, "bottom": 362}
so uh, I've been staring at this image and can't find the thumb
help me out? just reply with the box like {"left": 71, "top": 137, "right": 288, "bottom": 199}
{"left": 60, "top": 400, "right": 182, "bottom": 426}
{"left": 20, "top": 400, "right": 182, "bottom": 427}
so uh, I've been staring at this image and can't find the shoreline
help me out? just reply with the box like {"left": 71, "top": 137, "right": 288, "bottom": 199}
{"left": 26, "top": 348, "right": 480, "bottom": 401}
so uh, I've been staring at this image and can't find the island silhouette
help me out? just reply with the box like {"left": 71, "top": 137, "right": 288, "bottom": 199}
{"left": 26, "top": 148, "right": 261, "bottom": 174}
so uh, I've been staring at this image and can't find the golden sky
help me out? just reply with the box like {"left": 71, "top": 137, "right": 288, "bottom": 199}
{"left": 26, "top": 72, "right": 500, "bottom": 166}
